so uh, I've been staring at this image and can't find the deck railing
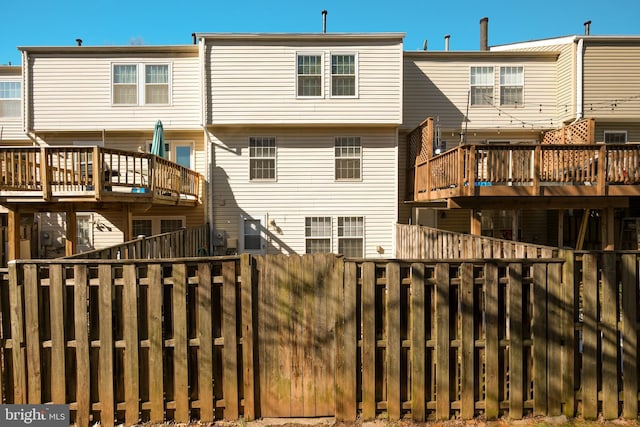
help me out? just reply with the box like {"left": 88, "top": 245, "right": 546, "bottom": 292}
{"left": 414, "top": 143, "right": 640, "bottom": 200}
{"left": 0, "top": 146, "right": 201, "bottom": 203}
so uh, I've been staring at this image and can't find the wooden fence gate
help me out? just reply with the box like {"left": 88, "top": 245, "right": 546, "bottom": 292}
{"left": 254, "top": 254, "right": 338, "bottom": 417}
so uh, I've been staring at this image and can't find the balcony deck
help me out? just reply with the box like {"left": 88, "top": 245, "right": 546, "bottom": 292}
{"left": 0, "top": 146, "right": 201, "bottom": 208}
{"left": 412, "top": 143, "right": 640, "bottom": 209}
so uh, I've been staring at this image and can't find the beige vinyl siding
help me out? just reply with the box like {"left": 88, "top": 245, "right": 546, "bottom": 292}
{"left": 207, "top": 40, "right": 402, "bottom": 124}
{"left": 595, "top": 123, "right": 640, "bottom": 143}
{"left": 27, "top": 53, "right": 201, "bottom": 131}
{"left": 403, "top": 54, "right": 558, "bottom": 133}
{"left": 583, "top": 42, "right": 640, "bottom": 121}
{"left": 211, "top": 127, "right": 398, "bottom": 257}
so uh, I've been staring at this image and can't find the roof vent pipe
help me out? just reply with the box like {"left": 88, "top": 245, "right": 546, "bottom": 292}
{"left": 322, "top": 10, "right": 328, "bottom": 33}
{"left": 192, "top": 33, "right": 197, "bottom": 45}
{"left": 75, "top": 38, "right": 82, "bottom": 47}
{"left": 480, "top": 17, "right": 489, "bottom": 51}
{"left": 444, "top": 34, "right": 450, "bottom": 51}
{"left": 423, "top": 39, "right": 428, "bottom": 51}
{"left": 584, "top": 20, "right": 591, "bottom": 35}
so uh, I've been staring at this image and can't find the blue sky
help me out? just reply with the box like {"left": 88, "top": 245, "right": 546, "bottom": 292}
{"left": 2, "top": 0, "right": 639, "bottom": 65}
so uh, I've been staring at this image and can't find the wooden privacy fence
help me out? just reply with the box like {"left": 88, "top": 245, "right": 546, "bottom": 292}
{"left": 0, "top": 252, "right": 640, "bottom": 425}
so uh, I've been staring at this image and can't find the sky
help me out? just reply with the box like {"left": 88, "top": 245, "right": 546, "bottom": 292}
{"left": 2, "top": 0, "right": 639, "bottom": 66}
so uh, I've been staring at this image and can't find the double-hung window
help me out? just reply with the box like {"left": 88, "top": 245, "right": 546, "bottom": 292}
{"left": 500, "top": 66, "right": 524, "bottom": 106}
{"left": 113, "top": 63, "right": 170, "bottom": 105}
{"left": 249, "top": 137, "right": 276, "bottom": 180}
{"left": 470, "top": 66, "right": 494, "bottom": 105}
{"left": 297, "top": 54, "right": 322, "bottom": 97}
{"left": 335, "top": 136, "right": 361, "bottom": 180}
{"left": 305, "top": 217, "right": 332, "bottom": 253}
{"left": 0, "top": 81, "right": 21, "bottom": 118}
{"left": 338, "top": 216, "right": 364, "bottom": 257}
{"left": 331, "top": 54, "right": 356, "bottom": 97}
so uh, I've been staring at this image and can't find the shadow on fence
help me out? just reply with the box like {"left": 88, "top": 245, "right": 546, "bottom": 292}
{"left": 0, "top": 251, "right": 638, "bottom": 425}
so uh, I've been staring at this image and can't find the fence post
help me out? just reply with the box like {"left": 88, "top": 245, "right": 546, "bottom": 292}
{"left": 9, "top": 262, "right": 26, "bottom": 404}
{"left": 24, "top": 264, "right": 41, "bottom": 404}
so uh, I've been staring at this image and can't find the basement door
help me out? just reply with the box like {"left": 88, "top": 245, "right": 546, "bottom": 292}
{"left": 255, "top": 254, "right": 338, "bottom": 417}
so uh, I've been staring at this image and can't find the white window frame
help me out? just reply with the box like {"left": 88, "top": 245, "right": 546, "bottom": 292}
{"left": 604, "top": 130, "right": 628, "bottom": 144}
{"left": 249, "top": 136, "right": 277, "bottom": 181}
{"left": 305, "top": 216, "right": 332, "bottom": 254}
{"left": 112, "top": 62, "right": 172, "bottom": 106}
{"left": 499, "top": 66, "right": 524, "bottom": 106}
{"left": 337, "top": 216, "right": 365, "bottom": 258}
{"left": 146, "top": 140, "right": 194, "bottom": 167}
{"left": 76, "top": 213, "right": 94, "bottom": 252}
{"left": 335, "top": 136, "right": 362, "bottom": 181}
{"left": 239, "top": 214, "right": 266, "bottom": 255}
{"left": 330, "top": 52, "right": 358, "bottom": 98}
{"left": 132, "top": 216, "right": 185, "bottom": 237}
{"left": 0, "top": 80, "right": 21, "bottom": 118}
{"left": 296, "top": 53, "right": 323, "bottom": 98}
{"left": 470, "top": 66, "right": 494, "bottom": 106}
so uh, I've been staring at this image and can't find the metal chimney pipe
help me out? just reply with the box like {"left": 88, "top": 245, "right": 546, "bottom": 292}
{"left": 322, "top": 10, "right": 328, "bottom": 33}
{"left": 480, "top": 17, "right": 489, "bottom": 51}
{"left": 584, "top": 20, "right": 591, "bottom": 35}
{"left": 423, "top": 39, "right": 428, "bottom": 51}
{"left": 192, "top": 33, "right": 197, "bottom": 45}
{"left": 75, "top": 38, "right": 83, "bottom": 47}
{"left": 444, "top": 34, "right": 450, "bottom": 51}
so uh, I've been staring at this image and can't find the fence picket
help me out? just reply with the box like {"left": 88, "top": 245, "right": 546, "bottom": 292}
{"left": 74, "top": 265, "right": 90, "bottom": 427}
{"left": 172, "top": 263, "right": 189, "bottom": 422}
{"left": 411, "top": 263, "right": 426, "bottom": 421}
{"left": 148, "top": 264, "right": 165, "bottom": 423}
{"left": 460, "top": 263, "right": 475, "bottom": 419}
{"left": 222, "top": 260, "right": 239, "bottom": 419}
{"left": 240, "top": 254, "right": 256, "bottom": 420}
{"left": 24, "top": 264, "right": 41, "bottom": 404}
{"left": 97, "top": 264, "right": 115, "bottom": 427}
{"left": 435, "top": 263, "right": 450, "bottom": 420}
{"left": 622, "top": 254, "right": 638, "bottom": 418}
{"left": 509, "top": 263, "right": 523, "bottom": 419}
{"left": 532, "top": 263, "right": 548, "bottom": 415}
{"left": 123, "top": 264, "right": 140, "bottom": 425}
{"left": 49, "top": 264, "right": 66, "bottom": 404}
{"left": 582, "top": 254, "right": 598, "bottom": 419}
{"left": 484, "top": 262, "right": 499, "bottom": 419}
{"left": 601, "top": 252, "right": 618, "bottom": 419}
{"left": 386, "top": 262, "right": 401, "bottom": 420}
{"left": 196, "top": 262, "right": 214, "bottom": 421}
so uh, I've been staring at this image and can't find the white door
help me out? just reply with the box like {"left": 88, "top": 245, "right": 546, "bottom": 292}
{"left": 239, "top": 215, "right": 266, "bottom": 254}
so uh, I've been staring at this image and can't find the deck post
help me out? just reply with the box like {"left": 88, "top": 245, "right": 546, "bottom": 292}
{"left": 65, "top": 210, "right": 77, "bottom": 256}
{"left": 512, "top": 209, "right": 519, "bottom": 241}
{"left": 7, "top": 206, "right": 21, "bottom": 261}
{"left": 601, "top": 207, "right": 615, "bottom": 250}
{"left": 557, "top": 209, "right": 564, "bottom": 248}
{"left": 470, "top": 209, "right": 481, "bottom": 235}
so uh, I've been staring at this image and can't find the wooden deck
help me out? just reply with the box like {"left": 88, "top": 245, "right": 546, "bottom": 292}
{"left": 0, "top": 146, "right": 201, "bottom": 207}
{"left": 412, "top": 142, "right": 640, "bottom": 208}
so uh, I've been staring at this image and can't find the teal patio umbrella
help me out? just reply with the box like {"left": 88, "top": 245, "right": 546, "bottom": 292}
{"left": 150, "top": 120, "right": 166, "bottom": 158}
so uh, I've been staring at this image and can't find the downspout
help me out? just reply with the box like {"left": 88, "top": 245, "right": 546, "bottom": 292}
{"left": 199, "top": 35, "right": 215, "bottom": 253}
{"left": 22, "top": 50, "right": 30, "bottom": 137}
{"left": 575, "top": 38, "right": 584, "bottom": 122}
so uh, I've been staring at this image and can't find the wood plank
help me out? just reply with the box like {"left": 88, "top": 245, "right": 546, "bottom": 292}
{"left": 532, "top": 263, "right": 547, "bottom": 416}
{"left": 257, "top": 256, "right": 275, "bottom": 416}
{"left": 98, "top": 264, "right": 115, "bottom": 427}
{"left": 460, "top": 263, "right": 475, "bottom": 419}
{"left": 123, "top": 264, "right": 140, "bottom": 425}
{"left": 509, "top": 262, "right": 523, "bottom": 419}
{"left": 302, "top": 255, "right": 316, "bottom": 417}
{"left": 24, "top": 264, "right": 41, "bottom": 403}
{"left": 343, "top": 261, "right": 358, "bottom": 420}
{"left": 582, "top": 253, "right": 598, "bottom": 419}
{"left": 314, "top": 254, "right": 335, "bottom": 415}
{"left": 74, "top": 265, "right": 90, "bottom": 426}
{"left": 386, "top": 262, "right": 401, "bottom": 421}
{"left": 275, "top": 255, "right": 291, "bottom": 417}
{"left": 196, "top": 262, "right": 213, "bottom": 421}
{"left": 9, "top": 262, "right": 26, "bottom": 404}
{"left": 560, "top": 250, "right": 575, "bottom": 417}
{"left": 240, "top": 254, "right": 256, "bottom": 420}
{"left": 290, "top": 256, "right": 304, "bottom": 416}
{"left": 410, "top": 263, "right": 426, "bottom": 421}
{"left": 484, "top": 262, "right": 499, "bottom": 419}
{"left": 334, "top": 256, "right": 347, "bottom": 420}
{"left": 172, "top": 263, "right": 189, "bottom": 422}
{"left": 222, "top": 260, "right": 239, "bottom": 418}
{"left": 547, "top": 262, "right": 562, "bottom": 416}
{"left": 601, "top": 252, "right": 618, "bottom": 419}
{"left": 49, "top": 264, "right": 66, "bottom": 404}
{"left": 435, "top": 262, "right": 450, "bottom": 420}
{"left": 622, "top": 254, "right": 638, "bottom": 418}
{"left": 148, "top": 264, "right": 165, "bottom": 423}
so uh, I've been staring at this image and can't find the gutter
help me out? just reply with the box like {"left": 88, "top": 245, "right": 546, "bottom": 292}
{"left": 575, "top": 38, "right": 584, "bottom": 122}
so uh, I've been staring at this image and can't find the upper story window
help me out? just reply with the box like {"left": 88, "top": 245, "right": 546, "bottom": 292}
{"left": 470, "top": 66, "right": 494, "bottom": 105}
{"left": 331, "top": 54, "right": 356, "bottom": 97}
{"left": 297, "top": 54, "right": 322, "bottom": 97}
{"left": 500, "top": 66, "right": 524, "bottom": 106}
{"left": 335, "top": 136, "right": 361, "bottom": 180}
{"left": 249, "top": 137, "right": 276, "bottom": 181}
{"left": 113, "top": 63, "right": 170, "bottom": 105}
{"left": 0, "top": 81, "right": 21, "bottom": 118}
{"left": 604, "top": 131, "right": 627, "bottom": 144}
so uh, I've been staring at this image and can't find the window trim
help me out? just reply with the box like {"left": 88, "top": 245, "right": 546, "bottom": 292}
{"left": 499, "top": 65, "right": 524, "bottom": 107}
{"left": 305, "top": 216, "right": 332, "bottom": 254}
{"left": 603, "top": 130, "right": 628, "bottom": 144}
{"left": 111, "top": 62, "right": 172, "bottom": 106}
{"left": 76, "top": 213, "right": 94, "bottom": 251}
{"left": 296, "top": 52, "right": 324, "bottom": 98}
{"left": 470, "top": 66, "right": 495, "bottom": 106}
{"left": 132, "top": 215, "right": 185, "bottom": 237}
{"left": 249, "top": 136, "right": 277, "bottom": 182}
{"left": 330, "top": 52, "right": 358, "bottom": 98}
{"left": 337, "top": 216, "right": 365, "bottom": 258}
{"left": 0, "top": 80, "right": 22, "bottom": 118}
{"left": 239, "top": 214, "right": 266, "bottom": 255}
{"left": 335, "top": 136, "right": 362, "bottom": 181}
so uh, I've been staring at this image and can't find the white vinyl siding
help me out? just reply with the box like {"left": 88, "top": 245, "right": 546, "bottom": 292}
{"left": 207, "top": 37, "right": 402, "bottom": 124}
{"left": 470, "top": 66, "right": 494, "bottom": 105}
{"left": 211, "top": 127, "right": 397, "bottom": 257}
{"left": 0, "top": 81, "right": 21, "bottom": 117}
{"left": 27, "top": 52, "right": 200, "bottom": 130}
